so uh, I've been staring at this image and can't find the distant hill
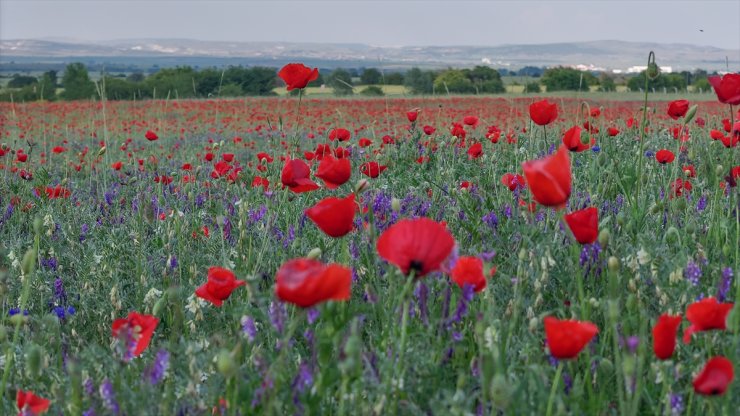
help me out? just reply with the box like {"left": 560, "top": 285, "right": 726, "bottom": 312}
{"left": 1, "top": 38, "right": 738, "bottom": 71}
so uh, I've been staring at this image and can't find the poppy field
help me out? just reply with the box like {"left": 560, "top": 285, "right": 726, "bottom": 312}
{"left": 1, "top": 65, "right": 740, "bottom": 415}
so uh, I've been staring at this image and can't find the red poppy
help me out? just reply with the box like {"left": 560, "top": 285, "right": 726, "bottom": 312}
{"left": 407, "top": 110, "right": 419, "bottom": 122}
{"left": 252, "top": 176, "right": 270, "bottom": 191}
{"left": 222, "top": 153, "right": 235, "bottom": 162}
{"left": 16, "top": 390, "right": 50, "bottom": 415}
{"left": 305, "top": 194, "right": 356, "bottom": 238}
{"left": 111, "top": 161, "right": 123, "bottom": 170}
{"left": 52, "top": 146, "right": 66, "bottom": 154}
{"left": 655, "top": 149, "right": 675, "bottom": 164}
{"left": 111, "top": 311, "right": 159, "bottom": 358}
{"left": 42, "top": 185, "right": 71, "bottom": 199}
{"left": 522, "top": 145, "right": 571, "bottom": 208}
{"left": 450, "top": 256, "right": 486, "bottom": 292}
{"left": 315, "top": 155, "right": 351, "bottom": 189}
{"left": 281, "top": 159, "right": 319, "bottom": 193}
{"left": 467, "top": 142, "right": 483, "bottom": 159}
{"left": 463, "top": 115, "right": 479, "bottom": 127}
{"left": 17, "top": 153, "right": 28, "bottom": 163}
{"left": 667, "top": 99, "right": 690, "bottom": 120}
{"left": 450, "top": 123, "right": 466, "bottom": 139}
{"left": 329, "top": 128, "right": 351, "bottom": 142}
{"left": 720, "top": 133, "right": 739, "bottom": 148}
{"left": 195, "top": 267, "right": 246, "bottom": 307}
{"left": 607, "top": 127, "right": 620, "bottom": 137}
{"left": 145, "top": 130, "right": 158, "bottom": 141}
{"left": 360, "top": 162, "right": 387, "bottom": 178}
{"left": 682, "top": 165, "right": 696, "bottom": 177}
{"left": 423, "top": 125, "right": 436, "bottom": 135}
{"left": 563, "top": 207, "right": 598, "bottom": 244}
{"left": 693, "top": 356, "right": 734, "bottom": 396}
{"left": 501, "top": 173, "right": 526, "bottom": 191}
{"left": 529, "top": 99, "right": 558, "bottom": 126}
{"left": 376, "top": 217, "right": 455, "bottom": 277}
{"left": 275, "top": 258, "right": 351, "bottom": 308}
{"left": 544, "top": 316, "right": 599, "bottom": 359}
{"left": 358, "top": 138, "right": 373, "bottom": 147}
{"left": 683, "top": 297, "right": 733, "bottom": 344}
{"left": 562, "top": 126, "right": 590, "bottom": 152}
{"left": 652, "top": 313, "right": 682, "bottom": 360}
{"left": 257, "top": 152, "right": 274, "bottom": 163}
{"left": 708, "top": 74, "right": 740, "bottom": 105}
{"left": 278, "top": 63, "right": 319, "bottom": 91}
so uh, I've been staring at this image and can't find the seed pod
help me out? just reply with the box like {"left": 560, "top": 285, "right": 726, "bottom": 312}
{"left": 608, "top": 256, "right": 620, "bottom": 272}
{"left": 26, "top": 344, "right": 43, "bottom": 379}
{"left": 598, "top": 229, "right": 610, "bottom": 249}
{"left": 307, "top": 248, "right": 322, "bottom": 260}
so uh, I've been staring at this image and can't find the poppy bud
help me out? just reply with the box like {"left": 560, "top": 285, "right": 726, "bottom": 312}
{"left": 665, "top": 227, "right": 680, "bottom": 245}
{"left": 616, "top": 213, "right": 625, "bottom": 227}
{"left": 674, "top": 197, "right": 687, "bottom": 211}
{"left": 9, "top": 313, "right": 26, "bottom": 326}
{"left": 518, "top": 249, "right": 527, "bottom": 261}
{"left": 33, "top": 216, "right": 42, "bottom": 235}
{"left": 598, "top": 229, "right": 610, "bottom": 248}
{"left": 647, "top": 62, "right": 660, "bottom": 80}
{"left": 723, "top": 244, "right": 731, "bottom": 258}
{"left": 22, "top": 248, "right": 37, "bottom": 276}
{"left": 216, "top": 349, "right": 237, "bottom": 378}
{"left": 153, "top": 296, "right": 168, "bottom": 317}
{"left": 26, "top": 344, "right": 43, "bottom": 379}
{"left": 98, "top": 146, "right": 107, "bottom": 156}
{"left": 683, "top": 104, "right": 698, "bottom": 125}
{"left": 715, "top": 165, "right": 725, "bottom": 176}
{"left": 598, "top": 358, "right": 614, "bottom": 379}
{"left": 685, "top": 222, "right": 696, "bottom": 235}
{"left": 608, "top": 256, "right": 620, "bottom": 272}
{"left": 391, "top": 198, "right": 401, "bottom": 212}
{"left": 528, "top": 317, "right": 539, "bottom": 332}
{"left": 489, "top": 374, "right": 513, "bottom": 410}
{"left": 307, "top": 247, "right": 322, "bottom": 260}
{"left": 580, "top": 130, "right": 590, "bottom": 145}
{"left": 354, "top": 179, "right": 370, "bottom": 194}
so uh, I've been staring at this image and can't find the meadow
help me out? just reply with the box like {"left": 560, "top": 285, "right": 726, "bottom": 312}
{"left": 1, "top": 68, "right": 739, "bottom": 415}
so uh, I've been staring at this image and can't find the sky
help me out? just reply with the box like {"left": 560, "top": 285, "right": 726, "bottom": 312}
{"left": 1, "top": 0, "right": 739, "bottom": 50}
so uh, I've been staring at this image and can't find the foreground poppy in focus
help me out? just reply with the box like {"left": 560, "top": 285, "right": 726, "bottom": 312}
{"left": 281, "top": 159, "right": 319, "bottom": 193}
{"left": 275, "top": 258, "right": 351, "bottom": 308}
{"left": 360, "top": 162, "right": 387, "bottom": 178}
{"left": 17, "top": 390, "right": 50, "bottom": 415}
{"left": 145, "top": 130, "right": 158, "bottom": 141}
{"left": 315, "top": 155, "right": 351, "bottom": 189}
{"left": 562, "top": 126, "right": 590, "bottom": 152}
{"left": 683, "top": 297, "right": 733, "bottom": 344}
{"left": 529, "top": 99, "right": 558, "bottom": 126}
{"left": 693, "top": 356, "right": 734, "bottom": 396}
{"left": 329, "top": 128, "right": 351, "bottom": 142}
{"left": 450, "top": 256, "right": 486, "bottom": 292}
{"left": 111, "top": 311, "right": 159, "bottom": 360}
{"left": 667, "top": 99, "right": 690, "bottom": 119}
{"left": 708, "top": 73, "right": 740, "bottom": 105}
{"left": 563, "top": 207, "right": 598, "bottom": 244}
{"left": 544, "top": 316, "right": 599, "bottom": 359}
{"left": 376, "top": 218, "right": 455, "bottom": 277}
{"left": 522, "top": 145, "right": 571, "bottom": 208}
{"left": 278, "top": 63, "right": 319, "bottom": 91}
{"left": 655, "top": 149, "right": 675, "bottom": 164}
{"left": 195, "top": 267, "right": 246, "bottom": 307}
{"left": 305, "top": 194, "right": 356, "bottom": 237}
{"left": 652, "top": 313, "right": 682, "bottom": 360}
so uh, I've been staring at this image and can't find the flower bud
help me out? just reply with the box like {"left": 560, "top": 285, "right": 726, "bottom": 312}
{"left": 683, "top": 104, "right": 698, "bottom": 125}
{"left": 354, "top": 179, "right": 370, "bottom": 194}
{"left": 607, "top": 256, "right": 620, "bottom": 272}
{"left": 715, "top": 165, "right": 725, "bottom": 176}
{"left": 26, "top": 344, "right": 43, "bottom": 379}
{"left": 153, "top": 296, "right": 168, "bottom": 317}
{"left": 22, "top": 248, "right": 37, "bottom": 276}
{"left": 307, "top": 247, "right": 322, "bottom": 260}
{"left": 598, "top": 229, "right": 610, "bottom": 249}
{"left": 33, "top": 217, "right": 42, "bottom": 235}
{"left": 647, "top": 62, "right": 660, "bottom": 80}
{"left": 98, "top": 146, "right": 107, "bottom": 156}
{"left": 391, "top": 198, "right": 401, "bottom": 212}
{"left": 216, "top": 349, "right": 237, "bottom": 378}
{"left": 490, "top": 374, "right": 513, "bottom": 410}
{"left": 580, "top": 130, "right": 590, "bottom": 145}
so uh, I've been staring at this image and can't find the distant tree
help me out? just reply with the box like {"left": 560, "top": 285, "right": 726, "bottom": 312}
{"left": 693, "top": 78, "right": 711, "bottom": 93}
{"left": 359, "top": 86, "right": 384, "bottom": 96}
{"left": 7, "top": 75, "right": 37, "bottom": 88}
{"left": 126, "top": 72, "right": 146, "bottom": 83}
{"left": 38, "top": 71, "right": 58, "bottom": 100}
{"left": 434, "top": 69, "right": 475, "bottom": 94}
{"left": 517, "top": 66, "right": 544, "bottom": 77}
{"left": 60, "top": 63, "right": 96, "bottom": 100}
{"left": 327, "top": 68, "right": 354, "bottom": 96}
{"left": 241, "top": 67, "right": 278, "bottom": 96}
{"left": 384, "top": 72, "right": 404, "bottom": 85}
{"left": 464, "top": 66, "right": 505, "bottom": 93}
{"left": 100, "top": 76, "right": 136, "bottom": 100}
{"left": 144, "top": 66, "right": 197, "bottom": 98}
{"left": 196, "top": 68, "right": 223, "bottom": 97}
{"left": 524, "top": 81, "right": 541, "bottom": 93}
{"left": 404, "top": 67, "right": 434, "bottom": 94}
{"left": 360, "top": 68, "right": 382, "bottom": 85}
{"left": 598, "top": 73, "right": 616, "bottom": 92}
{"left": 541, "top": 67, "right": 596, "bottom": 91}
{"left": 218, "top": 84, "right": 245, "bottom": 97}
{"left": 626, "top": 71, "right": 687, "bottom": 93}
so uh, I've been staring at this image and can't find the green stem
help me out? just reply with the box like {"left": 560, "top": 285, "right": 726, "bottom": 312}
{"left": 546, "top": 362, "right": 564, "bottom": 416}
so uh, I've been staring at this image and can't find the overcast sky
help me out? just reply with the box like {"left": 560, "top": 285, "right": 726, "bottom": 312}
{"left": 1, "top": 0, "right": 739, "bottom": 49}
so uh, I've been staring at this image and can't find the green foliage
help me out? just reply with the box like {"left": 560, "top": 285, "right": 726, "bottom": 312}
{"left": 359, "top": 85, "right": 384, "bottom": 96}
{"left": 384, "top": 72, "right": 404, "bottom": 85}
{"left": 434, "top": 69, "right": 475, "bottom": 94}
{"left": 327, "top": 68, "right": 354, "bottom": 96}
{"left": 464, "top": 66, "right": 505, "bottom": 93}
{"left": 626, "top": 71, "right": 687, "bottom": 92}
{"left": 693, "top": 78, "right": 711, "bottom": 92}
{"left": 523, "top": 81, "right": 541, "bottom": 93}
{"left": 541, "top": 67, "right": 597, "bottom": 91}
{"left": 404, "top": 67, "right": 435, "bottom": 94}
{"left": 7, "top": 75, "right": 37, "bottom": 88}
{"left": 598, "top": 73, "right": 616, "bottom": 92}
{"left": 60, "top": 63, "right": 96, "bottom": 100}
{"left": 360, "top": 68, "right": 382, "bottom": 85}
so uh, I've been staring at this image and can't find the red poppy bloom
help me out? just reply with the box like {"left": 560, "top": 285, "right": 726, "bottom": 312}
{"left": 42, "top": 185, "right": 71, "bottom": 199}
{"left": 423, "top": 125, "right": 436, "bottom": 135}
{"left": 529, "top": 99, "right": 558, "bottom": 126}
{"left": 607, "top": 127, "right": 620, "bottom": 137}
{"left": 358, "top": 138, "right": 373, "bottom": 147}
{"left": 305, "top": 194, "right": 356, "bottom": 238}
{"left": 275, "top": 258, "right": 351, "bottom": 308}
{"left": 315, "top": 155, "right": 351, "bottom": 189}
{"left": 450, "top": 256, "right": 486, "bottom": 292}
{"left": 522, "top": 145, "right": 571, "bottom": 208}
{"left": 195, "top": 267, "right": 246, "bottom": 307}
{"left": 145, "top": 130, "right": 158, "bottom": 141}
{"left": 682, "top": 165, "right": 696, "bottom": 177}
{"left": 257, "top": 152, "right": 274, "bottom": 163}
{"left": 683, "top": 297, "right": 733, "bottom": 344}
{"left": 652, "top": 313, "right": 682, "bottom": 360}
{"left": 501, "top": 173, "right": 526, "bottom": 191}
{"left": 693, "top": 356, "right": 734, "bottom": 396}
{"left": 111, "top": 311, "right": 159, "bottom": 358}
{"left": 655, "top": 149, "right": 675, "bottom": 164}
{"left": 278, "top": 63, "right": 319, "bottom": 91}
{"left": 407, "top": 110, "right": 419, "bottom": 122}
{"left": 667, "top": 99, "right": 690, "bottom": 119}
{"left": 708, "top": 74, "right": 740, "bottom": 105}
{"left": 360, "top": 162, "right": 387, "bottom": 178}
{"left": 721, "top": 133, "right": 739, "bottom": 148}
{"left": 329, "top": 128, "right": 351, "bottom": 142}
{"left": 222, "top": 153, "right": 235, "bottom": 162}
{"left": 17, "top": 153, "right": 28, "bottom": 163}
{"left": 467, "top": 142, "right": 483, "bottom": 159}
{"left": 52, "top": 146, "right": 66, "bottom": 154}
{"left": 450, "top": 123, "right": 466, "bottom": 139}
{"left": 111, "top": 161, "right": 123, "bottom": 170}
{"left": 205, "top": 152, "right": 214, "bottom": 162}
{"left": 563, "top": 207, "right": 598, "bottom": 244}
{"left": 376, "top": 217, "right": 455, "bottom": 277}
{"left": 16, "top": 390, "right": 50, "bottom": 415}
{"left": 463, "top": 115, "right": 479, "bottom": 127}
{"left": 562, "top": 126, "right": 590, "bottom": 152}
{"left": 544, "top": 316, "right": 599, "bottom": 359}
{"left": 252, "top": 176, "right": 269, "bottom": 191}
{"left": 281, "top": 159, "right": 319, "bottom": 193}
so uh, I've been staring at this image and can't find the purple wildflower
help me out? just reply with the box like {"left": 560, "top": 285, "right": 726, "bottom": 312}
{"left": 143, "top": 349, "right": 170, "bottom": 385}
{"left": 241, "top": 316, "right": 258, "bottom": 342}
{"left": 717, "top": 267, "right": 733, "bottom": 302}
{"left": 99, "top": 379, "right": 120, "bottom": 415}
{"left": 684, "top": 261, "right": 701, "bottom": 286}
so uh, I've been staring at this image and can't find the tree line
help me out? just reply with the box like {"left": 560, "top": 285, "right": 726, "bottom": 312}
{"left": 0, "top": 62, "right": 717, "bottom": 102}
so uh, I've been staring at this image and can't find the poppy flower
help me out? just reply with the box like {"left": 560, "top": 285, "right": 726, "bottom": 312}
{"left": 17, "top": 153, "right": 28, "bottom": 163}
{"left": 693, "top": 356, "right": 734, "bottom": 396}
{"left": 42, "top": 185, "right": 71, "bottom": 199}
{"left": 360, "top": 162, "right": 387, "bottom": 178}
{"left": 423, "top": 125, "right": 436, "bottom": 135}
{"left": 529, "top": 99, "right": 558, "bottom": 126}
{"left": 281, "top": 159, "right": 319, "bottom": 193}
{"left": 315, "top": 155, "right": 351, "bottom": 189}
{"left": 683, "top": 297, "right": 733, "bottom": 344}
{"left": 16, "top": 390, "right": 50, "bottom": 415}
{"left": 195, "top": 267, "right": 246, "bottom": 307}
{"left": 376, "top": 217, "right": 455, "bottom": 277}
{"left": 563, "top": 207, "right": 598, "bottom": 244}
{"left": 667, "top": 99, "right": 690, "bottom": 119}
{"left": 407, "top": 110, "right": 419, "bottom": 122}
{"left": 708, "top": 73, "right": 740, "bottom": 105}
{"left": 562, "top": 126, "right": 590, "bottom": 152}
{"left": 682, "top": 165, "right": 696, "bottom": 177}
{"left": 463, "top": 115, "right": 479, "bottom": 127}
{"left": 522, "top": 145, "right": 571, "bottom": 208}
{"left": 52, "top": 146, "right": 66, "bottom": 154}
{"left": 670, "top": 178, "right": 692, "bottom": 198}
{"left": 145, "top": 130, "right": 158, "bottom": 141}
{"left": 111, "top": 161, "right": 123, "bottom": 170}
{"left": 111, "top": 311, "right": 159, "bottom": 359}
{"left": 358, "top": 138, "right": 373, "bottom": 147}
{"left": 329, "top": 128, "right": 351, "bottom": 142}
{"left": 720, "top": 133, "right": 739, "bottom": 148}
{"left": 275, "top": 258, "right": 351, "bottom": 308}
{"left": 222, "top": 153, "right": 235, "bottom": 162}
{"left": 501, "top": 173, "right": 526, "bottom": 191}
{"left": 257, "top": 152, "right": 274, "bottom": 163}
{"left": 655, "top": 149, "right": 675, "bottom": 164}
{"left": 305, "top": 194, "right": 356, "bottom": 238}
{"left": 652, "top": 313, "right": 682, "bottom": 360}
{"left": 278, "top": 63, "right": 319, "bottom": 91}
{"left": 544, "top": 316, "right": 599, "bottom": 359}
{"left": 450, "top": 256, "right": 486, "bottom": 292}
{"left": 252, "top": 176, "right": 269, "bottom": 191}
{"left": 467, "top": 142, "right": 483, "bottom": 159}
{"left": 450, "top": 123, "right": 466, "bottom": 139}
{"left": 607, "top": 127, "right": 620, "bottom": 137}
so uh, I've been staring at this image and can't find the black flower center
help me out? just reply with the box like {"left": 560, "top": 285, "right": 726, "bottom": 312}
{"left": 409, "top": 260, "right": 424, "bottom": 274}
